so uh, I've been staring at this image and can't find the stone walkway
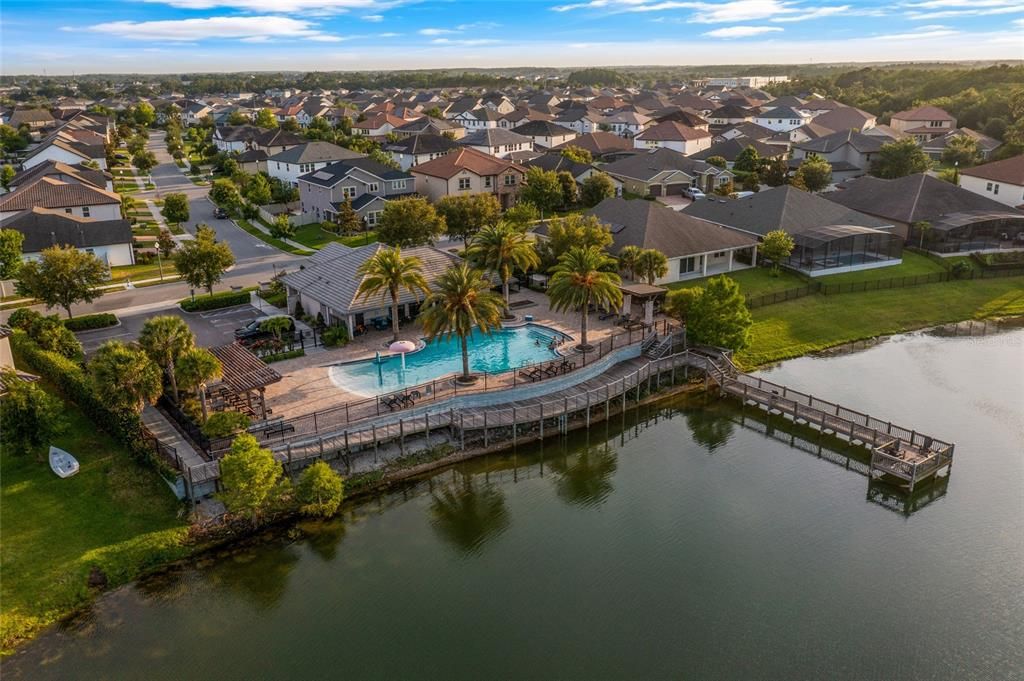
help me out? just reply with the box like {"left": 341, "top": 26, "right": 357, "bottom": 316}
{"left": 141, "top": 405, "right": 206, "bottom": 469}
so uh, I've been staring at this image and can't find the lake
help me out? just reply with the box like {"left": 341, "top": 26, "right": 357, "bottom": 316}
{"left": 7, "top": 325, "right": 1023, "bottom": 680}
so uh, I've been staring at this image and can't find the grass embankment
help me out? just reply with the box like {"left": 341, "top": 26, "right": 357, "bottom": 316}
{"left": 0, "top": 382, "right": 189, "bottom": 654}
{"left": 736, "top": 275, "right": 1024, "bottom": 367}
{"left": 235, "top": 219, "right": 311, "bottom": 256}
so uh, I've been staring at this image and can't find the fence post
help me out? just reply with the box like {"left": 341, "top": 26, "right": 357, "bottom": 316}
{"left": 539, "top": 402, "right": 544, "bottom": 439}
{"left": 484, "top": 411, "right": 489, "bottom": 447}
{"left": 460, "top": 413, "right": 465, "bottom": 450}
{"left": 512, "top": 407, "right": 517, "bottom": 446}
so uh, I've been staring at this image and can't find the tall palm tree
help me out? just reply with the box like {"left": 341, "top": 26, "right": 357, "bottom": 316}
{"left": 548, "top": 246, "right": 622, "bottom": 351}
{"left": 617, "top": 244, "right": 643, "bottom": 281}
{"left": 467, "top": 221, "right": 540, "bottom": 317}
{"left": 138, "top": 315, "right": 194, "bottom": 403}
{"left": 88, "top": 341, "right": 162, "bottom": 413}
{"left": 356, "top": 247, "right": 430, "bottom": 343}
{"left": 418, "top": 264, "right": 503, "bottom": 383}
{"left": 176, "top": 347, "right": 223, "bottom": 421}
{"left": 635, "top": 248, "right": 669, "bottom": 285}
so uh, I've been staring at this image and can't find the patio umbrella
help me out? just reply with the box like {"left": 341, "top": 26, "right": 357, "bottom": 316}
{"left": 389, "top": 340, "right": 417, "bottom": 370}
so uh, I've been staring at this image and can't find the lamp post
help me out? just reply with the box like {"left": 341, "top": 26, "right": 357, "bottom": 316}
{"left": 953, "top": 161, "right": 959, "bottom": 185}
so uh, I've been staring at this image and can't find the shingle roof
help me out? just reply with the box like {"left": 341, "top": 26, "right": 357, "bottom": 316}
{"left": 8, "top": 109, "right": 54, "bottom": 126}
{"left": 411, "top": 147, "right": 525, "bottom": 179}
{"left": 510, "top": 120, "right": 577, "bottom": 138}
{"left": 823, "top": 173, "right": 1016, "bottom": 224}
{"left": 755, "top": 106, "right": 806, "bottom": 120}
{"left": 601, "top": 147, "right": 724, "bottom": 182}
{"left": 522, "top": 154, "right": 592, "bottom": 178}
{"left": 10, "top": 160, "right": 109, "bottom": 191}
{"left": 0, "top": 177, "right": 121, "bottom": 212}
{"left": 923, "top": 128, "right": 1003, "bottom": 154}
{"left": 891, "top": 106, "right": 955, "bottom": 122}
{"left": 385, "top": 133, "right": 459, "bottom": 155}
{"left": 959, "top": 154, "right": 1024, "bottom": 185}
{"left": 635, "top": 121, "right": 711, "bottom": 142}
{"left": 268, "top": 141, "right": 365, "bottom": 164}
{"left": 690, "top": 138, "right": 783, "bottom": 162}
{"left": 0, "top": 207, "right": 132, "bottom": 252}
{"left": 810, "top": 107, "right": 876, "bottom": 133}
{"left": 684, "top": 185, "right": 891, "bottom": 237}
{"left": 282, "top": 242, "right": 463, "bottom": 314}
{"left": 459, "top": 128, "right": 534, "bottom": 148}
{"left": 299, "top": 157, "right": 412, "bottom": 186}
{"left": 795, "top": 129, "right": 886, "bottom": 155}
{"left": 551, "top": 132, "right": 633, "bottom": 156}
{"left": 709, "top": 104, "right": 753, "bottom": 119}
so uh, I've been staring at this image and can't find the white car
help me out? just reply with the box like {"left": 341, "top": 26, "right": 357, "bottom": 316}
{"left": 682, "top": 187, "right": 706, "bottom": 200}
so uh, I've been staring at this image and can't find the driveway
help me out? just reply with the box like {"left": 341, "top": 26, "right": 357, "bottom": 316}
{"left": 658, "top": 195, "right": 693, "bottom": 210}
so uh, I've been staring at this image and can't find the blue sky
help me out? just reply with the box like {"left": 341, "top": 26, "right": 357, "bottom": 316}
{"left": 2, "top": 0, "right": 1022, "bottom": 74}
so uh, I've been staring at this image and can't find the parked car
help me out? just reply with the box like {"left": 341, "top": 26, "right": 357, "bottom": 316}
{"left": 213, "top": 206, "right": 229, "bottom": 219}
{"left": 234, "top": 315, "right": 295, "bottom": 342}
{"left": 730, "top": 191, "right": 755, "bottom": 199}
{"left": 682, "top": 187, "right": 706, "bottom": 200}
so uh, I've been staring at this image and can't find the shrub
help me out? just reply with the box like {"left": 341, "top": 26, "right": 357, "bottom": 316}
{"left": 64, "top": 313, "right": 118, "bottom": 332}
{"left": 202, "top": 411, "right": 251, "bottom": 438}
{"left": 293, "top": 299, "right": 305, "bottom": 319}
{"left": 179, "top": 289, "right": 252, "bottom": 312}
{"left": 322, "top": 325, "right": 349, "bottom": 347}
{"left": 951, "top": 260, "right": 973, "bottom": 279}
{"left": 8, "top": 308, "right": 42, "bottom": 331}
{"left": 296, "top": 461, "right": 344, "bottom": 517}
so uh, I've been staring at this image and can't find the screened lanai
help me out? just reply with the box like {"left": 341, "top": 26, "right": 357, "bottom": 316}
{"left": 786, "top": 225, "right": 903, "bottom": 277}
{"left": 917, "top": 211, "right": 1024, "bottom": 253}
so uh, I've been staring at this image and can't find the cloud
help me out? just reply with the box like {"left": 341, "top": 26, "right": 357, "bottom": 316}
{"left": 772, "top": 5, "right": 850, "bottom": 22}
{"left": 430, "top": 38, "right": 500, "bottom": 45}
{"left": 868, "top": 24, "right": 959, "bottom": 39}
{"left": 703, "top": 25, "right": 784, "bottom": 37}
{"left": 138, "top": 0, "right": 407, "bottom": 10}
{"left": 419, "top": 27, "right": 456, "bottom": 35}
{"left": 456, "top": 21, "right": 500, "bottom": 30}
{"left": 378, "top": 32, "right": 400, "bottom": 37}
{"left": 86, "top": 15, "right": 342, "bottom": 42}
{"left": 361, "top": 14, "right": 384, "bottom": 21}
{"left": 553, "top": 0, "right": 809, "bottom": 22}
{"left": 904, "top": 5, "right": 1024, "bottom": 19}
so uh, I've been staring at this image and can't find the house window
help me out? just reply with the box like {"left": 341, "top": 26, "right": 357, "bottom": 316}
{"left": 993, "top": 184, "right": 1000, "bottom": 195}
{"left": 504, "top": 174, "right": 517, "bottom": 186}
{"left": 458, "top": 177, "right": 471, "bottom": 190}
{"left": 987, "top": 182, "right": 993, "bottom": 191}
{"left": 65, "top": 208, "right": 73, "bottom": 214}
{"left": 365, "top": 211, "right": 381, "bottom": 226}
{"left": 484, "top": 176, "right": 493, "bottom": 188}
{"left": 343, "top": 186, "right": 357, "bottom": 199}
{"left": 368, "top": 183, "right": 379, "bottom": 193}
{"left": 929, "top": 120, "right": 943, "bottom": 127}
{"left": 82, "top": 207, "right": 90, "bottom": 218}
{"left": 276, "top": 162, "right": 281, "bottom": 170}
{"left": 391, "top": 180, "right": 407, "bottom": 191}
{"left": 679, "top": 257, "right": 696, "bottom": 274}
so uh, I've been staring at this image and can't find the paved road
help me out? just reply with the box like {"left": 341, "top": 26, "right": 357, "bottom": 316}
{"left": 78, "top": 303, "right": 266, "bottom": 354}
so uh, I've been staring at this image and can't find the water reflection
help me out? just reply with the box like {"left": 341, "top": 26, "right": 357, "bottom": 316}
{"left": 549, "top": 442, "right": 618, "bottom": 507}
{"left": 208, "top": 541, "right": 301, "bottom": 611}
{"left": 685, "top": 402, "right": 736, "bottom": 453}
{"left": 429, "top": 473, "right": 510, "bottom": 555}
{"left": 299, "top": 517, "right": 347, "bottom": 562}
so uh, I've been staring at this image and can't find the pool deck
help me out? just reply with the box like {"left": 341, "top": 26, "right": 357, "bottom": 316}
{"left": 263, "top": 287, "right": 626, "bottom": 417}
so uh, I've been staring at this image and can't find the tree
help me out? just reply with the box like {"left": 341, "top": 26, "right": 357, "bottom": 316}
{"left": 218, "top": 433, "right": 285, "bottom": 525}
{"left": 0, "top": 164, "right": 16, "bottom": 190}
{"left": 133, "top": 150, "right": 157, "bottom": 175}
{"left": 560, "top": 145, "right": 593, "bottom": 164}
{"left": 133, "top": 101, "right": 156, "bottom": 127}
{"left": 541, "top": 214, "right": 613, "bottom": 264}
{"left": 176, "top": 347, "right": 222, "bottom": 421}
{"left": 580, "top": 172, "right": 615, "bottom": 207}
{"left": 245, "top": 172, "right": 272, "bottom": 206}
{"left": 138, "top": 315, "right": 195, "bottom": 403}
{"left": 0, "top": 370, "right": 65, "bottom": 459}
{"left": 617, "top": 245, "right": 643, "bottom": 281}
{"left": 760, "top": 229, "right": 795, "bottom": 276}
{"left": 942, "top": 135, "right": 981, "bottom": 168}
{"left": 504, "top": 201, "right": 539, "bottom": 230}
{"left": 355, "top": 247, "right": 429, "bottom": 342}
{"left": 733, "top": 146, "right": 762, "bottom": 174}
{"left": 740, "top": 173, "right": 760, "bottom": 192}
{"left": 227, "top": 110, "right": 250, "bottom": 125}
{"left": 281, "top": 119, "right": 300, "bottom": 133}
{"left": 296, "top": 461, "right": 345, "bottom": 517}
{"left": 635, "top": 248, "right": 668, "bottom": 285}
{"left": 871, "top": 137, "right": 932, "bottom": 179}
{"left": 175, "top": 225, "right": 235, "bottom": 295}
{"left": 209, "top": 178, "right": 242, "bottom": 211}
{"left": 520, "top": 167, "right": 563, "bottom": 215}
{"left": 29, "top": 314, "right": 83, "bottom": 360}
{"left": 705, "top": 155, "right": 727, "bottom": 170}
{"left": 377, "top": 197, "right": 445, "bottom": 247}
{"left": 0, "top": 228, "right": 24, "bottom": 299}
{"left": 254, "top": 108, "right": 278, "bottom": 129}
{"left": 126, "top": 135, "right": 147, "bottom": 156}
{"left": 419, "top": 263, "right": 504, "bottom": 383}
{"left": 913, "top": 220, "right": 933, "bottom": 249}
{"left": 88, "top": 341, "right": 163, "bottom": 413}
{"left": 664, "top": 287, "right": 702, "bottom": 327}
{"left": 270, "top": 213, "right": 295, "bottom": 239}
{"left": 157, "top": 229, "right": 176, "bottom": 258}
{"left": 331, "top": 198, "right": 364, "bottom": 234}
{"left": 548, "top": 246, "right": 623, "bottom": 351}
{"left": 761, "top": 157, "right": 788, "bottom": 187}
{"left": 792, "top": 156, "right": 832, "bottom": 192}
{"left": 0, "top": 124, "right": 29, "bottom": 153}
{"left": 160, "top": 193, "right": 190, "bottom": 226}
{"left": 436, "top": 193, "right": 502, "bottom": 245}
{"left": 557, "top": 171, "right": 579, "bottom": 208}
{"left": 688, "top": 276, "right": 753, "bottom": 351}
{"left": 16, "top": 246, "right": 106, "bottom": 318}
{"left": 468, "top": 222, "right": 540, "bottom": 316}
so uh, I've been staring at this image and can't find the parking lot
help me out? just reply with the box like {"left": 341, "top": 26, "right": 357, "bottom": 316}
{"left": 77, "top": 303, "right": 267, "bottom": 355}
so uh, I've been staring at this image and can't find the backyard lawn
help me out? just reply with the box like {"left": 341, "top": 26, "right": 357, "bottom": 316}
{"left": 814, "top": 251, "right": 947, "bottom": 285}
{"left": 235, "top": 218, "right": 310, "bottom": 256}
{"left": 0, "top": 381, "right": 189, "bottom": 653}
{"left": 735, "top": 274, "right": 1024, "bottom": 368}
{"left": 666, "top": 265, "right": 806, "bottom": 298}
{"left": 291, "top": 223, "right": 378, "bottom": 250}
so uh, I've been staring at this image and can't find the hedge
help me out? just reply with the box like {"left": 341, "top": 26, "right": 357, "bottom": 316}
{"left": 179, "top": 289, "right": 252, "bottom": 312}
{"left": 64, "top": 313, "right": 119, "bottom": 332}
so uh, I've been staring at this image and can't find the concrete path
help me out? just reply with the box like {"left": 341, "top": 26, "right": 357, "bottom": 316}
{"left": 142, "top": 405, "right": 206, "bottom": 469}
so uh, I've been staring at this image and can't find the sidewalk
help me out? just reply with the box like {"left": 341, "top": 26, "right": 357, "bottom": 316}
{"left": 141, "top": 405, "right": 206, "bottom": 469}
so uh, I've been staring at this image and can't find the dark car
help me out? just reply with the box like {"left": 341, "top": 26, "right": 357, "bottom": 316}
{"left": 234, "top": 315, "right": 295, "bottom": 342}
{"left": 213, "top": 206, "right": 229, "bottom": 219}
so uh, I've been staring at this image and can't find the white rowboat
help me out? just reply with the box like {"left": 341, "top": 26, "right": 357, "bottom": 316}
{"left": 49, "top": 446, "right": 80, "bottom": 478}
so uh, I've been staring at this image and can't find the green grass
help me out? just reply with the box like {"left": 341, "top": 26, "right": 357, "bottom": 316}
{"left": 235, "top": 218, "right": 313, "bottom": 255}
{"left": 814, "top": 251, "right": 946, "bottom": 285}
{"left": 0, "top": 381, "right": 189, "bottom": 653}
{"left": 108, "top": 261, "right": 179, "bottom": 284}
{"left": 290, "top": 223, "right": 377, "bottom": 250}
{"left": 735, "top": 274, "right": 1024, "bottom": 368}
{"left": 666, "top": 266, "right": 806, "bottom": 298}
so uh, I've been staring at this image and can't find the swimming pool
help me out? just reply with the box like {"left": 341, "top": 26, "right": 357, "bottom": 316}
{"left": 329, "top": 324, "right": 571, "bottom": 396}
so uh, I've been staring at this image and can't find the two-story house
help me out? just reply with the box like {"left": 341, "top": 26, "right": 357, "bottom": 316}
{"left": 352, "top": 112, "right": 412, "bottom": 138}
{"left": 453, "top": 108, "right": 503, "bottom": 132}
{"left": 791, "top": 129, "right": 888, "bottom": 180}
{"left": 458, "top": 129, "right": 535, "bottom": 159}
{"left": 510, "top": 120, "right": 578, "bottom": 149}
{"left": 0, "top": 176, "right": 123, "bottom": 222}
{"left": 392, "top": 116, "right": 465, "bottom": 139}
{"left": 889, "top": 106, "right": 956, "bottom": 142}
{"left": 385, "top": 134, "right": 460, "bottom": 171}
{"left": 298, "top": 158, "right": 415, "bottom": 227}
{"left": 599, "top": 111, "right": 652, "bottom": 138}
{"left": 267, "top": 142, "right": 367, "bottom": 187}
{"left": 601, "top": 147, "right": 733, "bottom": 197}
{"left": 707, "top": 104, "right": 754, "bottom": 127}
{"left": 753, "top": 106, "right": 812, "bottom": 133}
{"left": 411, "top": 147, "right": 526, "bottom": 209}
{"left": 633, "top": 121, "right": 712, "bottom": 156}
{"left": 959, "top": 154, "right": 1024, "bottom": 209}
{"left": 212, "top": 125, "right": 304, "bottom": 155}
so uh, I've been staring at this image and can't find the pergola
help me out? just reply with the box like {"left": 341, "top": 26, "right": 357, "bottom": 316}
{"left": 619, "top": 282, "right": 667, "bottom": 325}
{"left": 209, "top": 343, "right": 282, "bottom": 420}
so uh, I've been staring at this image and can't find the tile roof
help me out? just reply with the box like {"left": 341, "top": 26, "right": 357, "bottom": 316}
{"left": 959, "top": 154, "right": 1024, "bottom": 185}
{"left": 551, "top": 132, "right": 634, "bottom": 156}
{"left": 411, "top": 147, "right": 525, "bottom": 179}
{"left": 823, "top": 173, "right": 1016, "bottom": 223}
{"left": 0, "top": 177, "right": 120, "bottom": 212}
{"left": 635, "top": 121, "right": 711, "bottom": 142}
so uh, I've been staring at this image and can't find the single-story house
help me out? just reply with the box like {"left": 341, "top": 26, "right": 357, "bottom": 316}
{"left": 551, "top": 132, "right": 635, "bottom": 162}
{"left": 522, "top": 154, "right": 623, "bottom": 196}
{"left": 1, "top": 207, "right": 134, "bottom": 266}
{"left": 601, "top": 147, "right": 733, "bottom": 197}
{"left": 791, "top": 129, "right": 889, "bottom": 180}
{"left": 689, "top": 138, "right": 784, "bottom": 169}
{"left": 922, "top": 128, "right": 1002, "bottom": 163}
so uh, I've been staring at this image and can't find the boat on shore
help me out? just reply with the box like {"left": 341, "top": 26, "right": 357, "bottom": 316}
{"left": 48, "top": 446, "right": 79, "bottom": 478}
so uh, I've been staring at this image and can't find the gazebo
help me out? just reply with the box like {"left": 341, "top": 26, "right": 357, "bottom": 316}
{"left": 619, "top": 282, "right": 667, "bottom": 325}
{"left": 208, "top": 343, "right": 282, "bottom": 420}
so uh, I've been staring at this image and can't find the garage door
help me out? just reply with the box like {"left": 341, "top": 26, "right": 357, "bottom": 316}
{"left": 665, "top": 183, "right": 687, "bottom": 195}
{"left": 649, "top": 184, "right": 663, "bottom": 197}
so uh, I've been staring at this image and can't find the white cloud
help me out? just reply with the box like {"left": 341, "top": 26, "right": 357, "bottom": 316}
{"left": 553, "top": 0, "right": 810, "bottom": 22}
{"left": 419, "top": 27, "right": 456, "bottom": 35}
{"left": 905, "top": 6, "right": 1024, "bottom": 19}
{"left": 139, "top": 0, "right": 407, "bottom": 10}
{"left": 772, "top": 5, "right": 850, "bottom": 22}
{"left": 86, "top": 15, "right": 342, "bottom": 42}
{"left": 903, "top": 0, "right": 1016, "bottom": 7}
{"left": 378, "top": 32, "right": 401, "bottom": 37}
{"left": 456, "top": 21, "right": 500, "bottom": 30}
{"left": 430, "top": 38, "right": 500, "bottom": 45}
{"left": 868, "top": 24, "right": 959, "bottom": 39}
{"left": 703, "top": 25, "right": 784, "bottom": 37}
{"left": 362, "top": 14, "right": 384, "bottom": 21}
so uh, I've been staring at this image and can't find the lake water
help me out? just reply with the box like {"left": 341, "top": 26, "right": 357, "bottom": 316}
{"left": 8, "top": 326, "right": 1024, "bottom": 680}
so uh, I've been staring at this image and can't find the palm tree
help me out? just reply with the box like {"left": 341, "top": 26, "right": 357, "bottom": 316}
{"left": 617, "top": 244, "right": 643, "bottom": 281}
{"left": 635, "top": 248, "right": 669, "bottom": 285}
{"left": 467, "top": 221, "right": 540, "bottom": 317}
{"left": 548, "top": 246, "right": 622, "bottom": 351}
{"left": 138, "top": 315, "right": 194, "bottom": 403}
{"left": 355, "top": 247, "right": 429, "bottom": 343}
{"left": 176, "top": 347, "right": 223, "bottom": 421}
{"left": 88, "top": 341, "right": 162, "bottom": 413}
{"left": 418, "top": 263, "right": 504, "bottom": 383}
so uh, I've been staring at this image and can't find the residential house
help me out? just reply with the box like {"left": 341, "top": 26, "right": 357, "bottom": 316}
{"left": 0, "top": 207, "right": 134, "bottom": 266}
{"left": 553, "top": 107, "right": 603, "bottom": 135}
{"left": 21, "top": 128, "right": 107, "bottom": 170}
{"left": 510, "top": 120, "right": 577, "bottom": 149}
{"left": 498, "top": 107, "right": 553, "bottom": 130}
{"left": 650, "top": 107, "right": 710, "bottom": 130}
{"left": 600, "top": 111, "right": 651, "bottom": 138}
{"left": 411, "top": 147, "right": 526, "bottom": 209}
{"left": 689, "top": 138, "right": 785, "bottom": 169}
{"left": 601, "top": 147, "right": 733, "bottom": 197}
{"left": 352, "top": 112, "right": 411, "bottom": 138}
{"left": 182, "top": 102, "right": 213, "bottom": 126}
{"left": 958, "top": 155, "right": 1024, "bottom": 209}
{"left": 393, "top": 116, "right": 464, "bottom": 139}
{"left": 7, "top": 160, "right": 112, "bottom": 194}
{"left": 443, "top": 96, "right": 482, "bottom": 120}
{"left": 922, "top": 128, "right": 1002, "bottom": 162}
{"left": 212, "top": 125, "right": 304, "bottom": 155}
{"left": 810, "top": 106, "right": 877, "bottom": 133}
{"left": 551, "top": 132, "right": 636, "bottom": 162}
{"left": 385, "top": 134, "right": 460, "bottom": 171}
{"left": 458, "top": 128, "right": 534, "bottom": 159}
{"left": 889, "top": 106, "right": 956, "bottom": 142}
{"left": 522, "top": 154, "right": 623, "bottom": 196}
{"left": 715, "top": 121, "right": 774, "bottom": 144}
{"left": 0, "top": 177, "right": 122, "bottom": 221}
{"left": 481, "top": 94, "right": 515, "bottom": 114}
{"left": 267, "top": 142, "right": 366, "bottom": 187}
{"left": 791, "top": 129, "right": 889, "bottom": 180}
{"left": 633, "top": 121, "right": 712, "bottom": 155}
{"left": 8, "top": 108, "right": 55, "bottom": 132}
{"left": 298, "top": 157, "right": 414, "bottom": 227}
{"left": 454, "top": 108, "right": 503, "bottom": 132}
{"left": 685, "top": 185, "right": 902, "bottom": 277}
{"left": 296, "top": 103, "right": 333, "bottom": 128}
{"left": 753, "top": 106, "right": 811, "bottom": 133}
{"left": 707, "top": 104, "right": 754, "bottom": 127}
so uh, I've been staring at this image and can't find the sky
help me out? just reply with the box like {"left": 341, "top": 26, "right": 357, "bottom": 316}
{"left": 1, "top": 0, "right": 1022, "bottom": 75}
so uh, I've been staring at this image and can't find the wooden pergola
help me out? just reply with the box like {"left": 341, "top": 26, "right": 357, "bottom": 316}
{"left": 619, "top": 282, "right": 667, "bottom": 325}
{"left": 209, "top": 343, "right": 282, "bottom": 420}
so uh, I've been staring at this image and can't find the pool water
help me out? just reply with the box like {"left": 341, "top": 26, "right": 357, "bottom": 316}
{"left": 330, "top": 324, "right": 570, "bottom": 396}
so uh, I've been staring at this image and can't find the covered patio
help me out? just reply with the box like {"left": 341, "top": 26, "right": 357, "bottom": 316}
{"left": 786, "top": 224, "right": 903, "bottom": 277}
{"left": 208, "top": 343, "right": 283, "bottom": 420}
{"left": 619, "top": 282, "right": 667, "bottom": 326}
{"left": 917, "top": 211, "right": 1024, "bottom": 254}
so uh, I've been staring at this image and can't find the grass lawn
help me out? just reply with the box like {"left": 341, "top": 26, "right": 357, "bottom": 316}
{"left": 815, "top": 251, "right": 947, "bottom": 285}
{"left": 666, "top": 265, "right": 807, "bottom": 298}
{"left": 0, "top": 381, "right": 190, "bottom": 653}
{"left": 235, "top": 218, "right": 311, "bottom": 255}
{"left": 291, "top": 223, "right": 377, "bottom": 250}
{"left": 109, "top": 261, "right": 179, "bottom": 283}
{"left": 735, "top": 274, "right": 1024, "bottom": 368}
{"left": 132, "top": 222, "right": 161, "bottom": 237}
